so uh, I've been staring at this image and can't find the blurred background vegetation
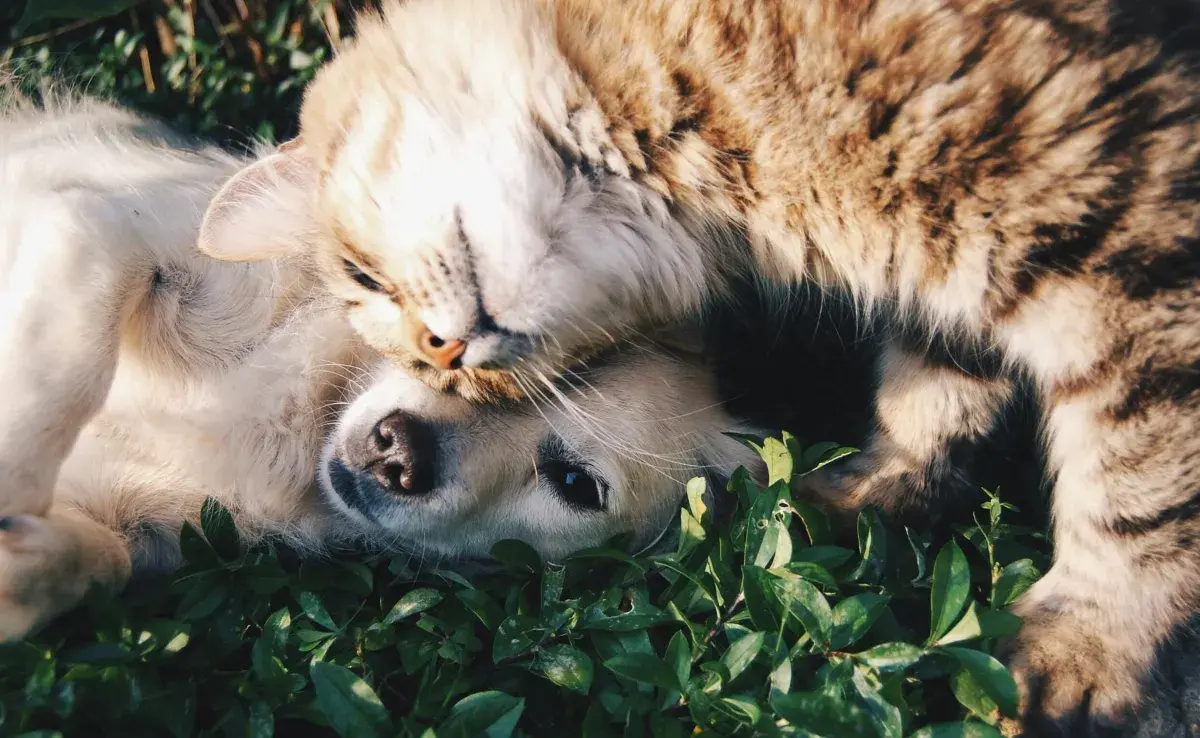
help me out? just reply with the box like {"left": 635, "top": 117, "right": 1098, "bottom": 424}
{"left": 2, "top": 0, "right": 371, "bottom": 146}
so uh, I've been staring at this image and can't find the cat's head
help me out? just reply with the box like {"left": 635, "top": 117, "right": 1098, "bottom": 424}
{"left": 198, "top": 0, "right": 711, "bottom": 403}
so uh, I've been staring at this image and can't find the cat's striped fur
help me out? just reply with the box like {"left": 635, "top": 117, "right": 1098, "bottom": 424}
{"left": 199, "top": 0, "right": 1200, "bottom": 733}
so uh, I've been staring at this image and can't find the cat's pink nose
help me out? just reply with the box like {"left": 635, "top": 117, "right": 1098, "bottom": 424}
{"left": 417, "top": 327, "right": 466, "bottom": 371}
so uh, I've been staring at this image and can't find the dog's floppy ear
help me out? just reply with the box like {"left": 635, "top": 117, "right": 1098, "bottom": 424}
{"left": 198, "top": 137, "right": 315, "bottom": 262}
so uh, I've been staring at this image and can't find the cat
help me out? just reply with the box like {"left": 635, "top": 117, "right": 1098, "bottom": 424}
{"left": 197, "top": 0, "right": 1200, "bottom": 731}
{"left": 0, "top": 86, "right": 760, "bottom": 641}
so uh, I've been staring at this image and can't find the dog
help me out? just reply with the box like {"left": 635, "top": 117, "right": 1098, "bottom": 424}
{"left": 0, "top": 88, "right": 761, "bottom": 641}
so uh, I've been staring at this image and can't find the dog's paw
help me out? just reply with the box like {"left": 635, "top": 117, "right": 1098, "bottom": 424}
{"left": 996, "top": 605, "right": 1146, "bottom": 737}
{"left": 0, "top": 512, "right": 130, "bottom": 642}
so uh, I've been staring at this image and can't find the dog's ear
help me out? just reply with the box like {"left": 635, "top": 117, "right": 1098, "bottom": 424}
{"left": 198, "top": 137, "right": 315, "bottom": 262}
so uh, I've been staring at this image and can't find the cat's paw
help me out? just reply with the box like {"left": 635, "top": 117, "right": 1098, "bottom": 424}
{"left": 797, "top": 441, "right": 966, "bottom": 523}
{"left": 0, "top": 512, "right": 130, "bottom": 642}
{"left": 997, "top": 605, "right": 1146, "bottom": 737}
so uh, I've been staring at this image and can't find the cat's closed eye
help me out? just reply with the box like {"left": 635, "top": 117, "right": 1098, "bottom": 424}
{"left": 342, "top": 258, "right": 385, "bottom": 293}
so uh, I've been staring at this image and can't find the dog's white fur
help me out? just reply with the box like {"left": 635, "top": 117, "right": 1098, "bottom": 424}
{"left": 0, "top": 91, "right": 760, "bottom": 641}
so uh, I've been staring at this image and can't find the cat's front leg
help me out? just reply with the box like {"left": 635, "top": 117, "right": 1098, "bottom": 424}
{"left": 992, "top": 372, "right": 1200, "bottom": 734}
{"left": 800, "top": 335, "right": 1015, "bottom": 521}
{"left": 0, "top": 506, "right": 131, "bottom": 642}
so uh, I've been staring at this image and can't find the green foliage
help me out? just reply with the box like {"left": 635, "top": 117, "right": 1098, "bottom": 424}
{"left": 0, "top": 434, "right": 1049, "bottom": 736}
{"left": 3, "top": 0, "right": 367, "bottom": 145}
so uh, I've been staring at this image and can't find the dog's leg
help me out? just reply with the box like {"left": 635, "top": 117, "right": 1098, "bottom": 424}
{"left": 0, "top": 505, "right": 131, "bottom": 641}
{"left": 801, "top": 334, "right": 1015, "bottom": 520}
{"left": 0, "top": 192, "right": 149, "bottom": 516}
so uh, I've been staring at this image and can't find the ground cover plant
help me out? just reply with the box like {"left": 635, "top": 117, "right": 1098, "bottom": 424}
{"left": 1, "top": 3, "right": 1051, "bottom": 735}
{"left": 0, "top": 432, "right": 1049, "bottom": 737}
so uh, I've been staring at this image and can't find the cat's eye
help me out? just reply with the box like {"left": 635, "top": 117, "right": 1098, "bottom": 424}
{"left": 342, "top": 258, "right": 384, "bottom": 293}
{"left": 541, "top": 459, "right": 607, "bottom": 512}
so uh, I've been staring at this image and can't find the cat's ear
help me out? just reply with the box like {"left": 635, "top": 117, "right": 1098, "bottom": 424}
{"left": 198, "top": 137, "right": 316, "bottom": 262}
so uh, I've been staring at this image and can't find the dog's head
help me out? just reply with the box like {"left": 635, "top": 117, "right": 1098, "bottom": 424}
{"left": 198, "top": 0, "right": 715, "bottom": 404}
{"left": 321, "top": 341, "right": 763, "bottom": 562}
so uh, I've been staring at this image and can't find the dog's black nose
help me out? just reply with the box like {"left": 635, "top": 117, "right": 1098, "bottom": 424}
{"left": 345, "top": 411, "right": 436, "bottom": 497}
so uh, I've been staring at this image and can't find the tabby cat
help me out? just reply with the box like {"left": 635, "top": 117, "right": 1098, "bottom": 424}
{"left": 198, "top": 0, "right": 1200, "bottom": 732}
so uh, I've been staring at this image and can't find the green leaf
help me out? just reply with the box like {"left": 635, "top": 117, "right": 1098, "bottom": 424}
{"left": 781, "top": 560, "right": 839, "bottom": 590}
{"left": 854, "top": 642, "right": 927, "bottom": 675}
{"left": 909, "top": 722, "right": 1005, "bottom": 737}
{"left": 992, "top": 559, "right": 1041, "bottom": 608}
{"left": 457, "top": 589, "right": 505, "bottom": 630}
{"left": 15, "top": 0, "right": 147, "bottom": 33}
{"left": 850, "top": 665, "right": 903, "bottom": 738}
{"left": 566, "top": 547, "right": 648, "bottom": 573}
{"left": 906, "top": 527, "right": 933, "bottom": 583}
{"left": 771, "top": 570, "right": 833, "bottom": 649}
{"left": 666, "top": 631, "right": 691, "bottom": 701}
{"left": 941, "top": 647, "right": 1019, "bottom": 718}
{"left": 541, "top": 564, "right": 566, "bottom": 614}
{"left": 493, "top": 615, "right": 541, "bottom": 662}
{"left": 850, "top": 508, "right": 887, "bottom": 584}
{"left": 535, "top": 644, "right": 593, "bottom": 695}
{"left": 177, "top": 522, "right": 221, "bottom": 569}
{"left": 803, "top": 444, "right": 859, "bottom": 474}
{"left": 262, "top": 607, "right": 291, "bottom": 650}
{"left": 830, "top": 593, "right": 890, "bottom": 650}
{"left": 741, "top": 565, "right": 781, "bottom": 632}
{"left": 715, "top": 695, "right": 762, "bottom": 725}
{"left": 252, "top": 608, "right": 292, "bottom": 688}
{"left": 440, "top": 691, "right": 526, "bottom": 738}
{"left": 721, "top": 631, "right": 764, "bottom": 681}
{"left": 799, "top": 441, "right": 840, "bottom": 472}
{"left": 383, "top": 588, "right": 444, "bottom": 625}
{"left": 746, "top": 481, "right": 784, "bottom": 566}
{"left": 935, "top": 602, "right": 1023, "bottom": 646}
{"left": 582, "top": 590, "right": 669, "bottom": 631}
{"left": 951, "top": 666, "right": 999, "bottom": 722}
{"left": 686, "top": 475, "right": 709, "bottom": 523}
{"left": 761, "top": 435, "right": 794, "bottom": 486}
{"left": 791, "top": 499, "right": 834, "bottom": 547}
{"left": 175, "top": 572, "right": 227, "bottom": 621}
{"left": 309, "top": 661, "right": 392, "bottom": 738}
{"left": 246, "top": 700, "right": 274, "bottom": 738}
{"left": 771, "top": 690, "right": 879, "bottom": 737}
{"left": 297, "top": 591, "right": 337, "bottom": 631}
{"left": 794, "top": 545, "right": 855, "bottom": 569}
{"left": 769, "top": 644, "right": 793, "bottom": 698}
{"left": 199, "top": 497, "right": 240, "bottom": 561}
{"left": 604, "top": 653, "right": 681, "bottom": 691}
{"left": 928, "top": 540, "right": 970, "bottom": 644}
{"left": 490, "top": 539, "right": 542, "bottom": 573}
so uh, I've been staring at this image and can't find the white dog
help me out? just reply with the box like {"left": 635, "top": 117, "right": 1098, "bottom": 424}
{"left": 0, "top": 89, "right": 760, "bottom": 641}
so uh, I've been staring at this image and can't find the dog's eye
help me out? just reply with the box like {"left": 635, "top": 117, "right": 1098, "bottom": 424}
{"left": 342, "top": 259, "right": 384, "bottom": 293}
{"left": 542, "top": 459, "right": 607, "bottom": 512}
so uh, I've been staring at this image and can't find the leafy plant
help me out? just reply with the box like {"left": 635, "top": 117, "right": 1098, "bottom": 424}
{"left": 3, "top": 0, "right": 367, "bottom": 145}
{"left": 0, "top": 434, "right": 1049, "bottom": 736}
